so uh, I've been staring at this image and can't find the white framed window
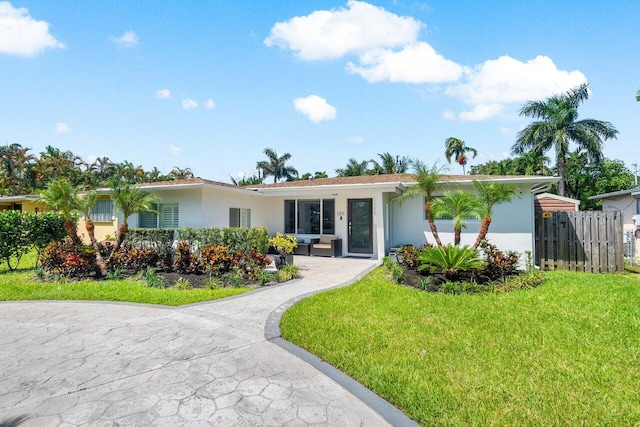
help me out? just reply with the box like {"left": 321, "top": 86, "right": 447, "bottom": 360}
{"left": 284, "top": 199, "right": 335, "bottom": 234}
{"left": 90, "top": 199, "right": 114, "bottom": 222}
{"left": 229, "top": 208, "right": 251, "bottom": 228}
{"left": 139, "top": 203, "right": 179, "bottom": 229}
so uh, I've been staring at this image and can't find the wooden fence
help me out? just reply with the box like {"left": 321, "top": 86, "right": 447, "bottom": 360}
{"left": 535, "top": 211, "right": 624, "bottom": 273}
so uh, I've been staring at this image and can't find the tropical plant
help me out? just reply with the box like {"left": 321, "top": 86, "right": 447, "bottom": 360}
{"left": 169, "top": 167, "right": 195, "bottom": 180}
{"left": 230, "top": 174, "right": 263, "bottom": 186}
{"left": 335, "top": 158, "right": 370, "bottom": 177}
{"left": 74, "top": 190, "right": 108, "bottom": 276}
{"left": 512, "top": 83, "right": 618, "bottom": 196}
{"left": 110, "top": 181, "right": 158, "bottom": 250}
{"left": 277, "top": 263, "right": 300, "bottom": 282}
{"left": 398, "top": 160, "right": 448, "bottom": 246}
{"left": 417, "top": 245, "right": 483, "bottom": 280}
{"left": 431, "top": 190, "right": 483, "bottom": 245}
{"left": 445, "top": 137, "right": 478, "bottom": 174}
{"left": 471, "top": 181, "right": 517, "bottom": 248}
{"left": 298, "top": 171, "right": 328, "bottom": 181}
{"left": 37, "top": 178, "right": 83, "bottom": 245}
{"left": 370, "top": 152, "right": 412, "bottom": 174}
{"left": 256, "top": 148, "right": 298, "bottom": 183}
{"left": 0, "top": 143, "right": 35, "bottom": 195}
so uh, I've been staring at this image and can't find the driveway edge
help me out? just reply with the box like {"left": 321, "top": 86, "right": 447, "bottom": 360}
{"left": 264, "top": 261, "right": 419, "bottom": 427}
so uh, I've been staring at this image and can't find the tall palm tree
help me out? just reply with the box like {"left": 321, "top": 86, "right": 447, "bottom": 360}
{"left": 370, "top": 152, "right": 412, "bottom": 174}
{"left": 471, "top": 181, "right": 517, "bottom": 248}
{"left": 256, "top": 148, "right": 298, "bottom": 183}
{"left": 75, "top": 191, "right": 108, "bottom": 276}
{"left": 636, "top": 89, "right": 640, "bottom": 102}
{"left": 512, "top": 83, "right": 618, "bottom": 196}
{"left": 399, "top": 160, "right": 448, "bottom": 246}
{"left": 110, "top": 182, "right": 158, "bottom": 250}
{"left": 37, "top": 178, "right": 83, "bottom": 245}
{"left": 445, "top": 137, "right": 478, "bottom": 175}
{"left": 431, "top": 190, "right": 483, "bottom": 245}
{"left": 335, "top": 158, "right": 370, "bottom": 177}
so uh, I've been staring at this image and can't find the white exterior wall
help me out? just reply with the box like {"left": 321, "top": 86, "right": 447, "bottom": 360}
{"left": 200, "top": 187, "right": 270, "bottom": 229}
{"left": 601, "top": 195, "right": 639, "bottom": 258}
{"left": 391, "top": 183, "right": 536, "bottom": 256}
{"left": 130, "top": 188, "right": 202, "bottom": 228}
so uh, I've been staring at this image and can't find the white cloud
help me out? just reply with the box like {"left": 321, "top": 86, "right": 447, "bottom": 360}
{"left": 442, "top": 110, "right": 455, "bottom": 120}
{"left": 293, "top": 95, "right": 337, "bottom": 123}
{"left": 347, "top": 42, "right": 463, "bottom": 83}
{"left": 265, "top": 0, "right": 421, "bottom": 60}
{"left": 205, "top": 98, "right": 215, "bottom": 110}
{"left": 0, "top": 1, "right": 65, "bottom": 57}
{"left": 155, "top": 89, "right": 171, "bottom": 99}
{"left": 54, "top": 122, "right": 70, "bottom": 134}
{"left": 182, "top": 98, "right": 198, "bottom": 110}
{"left": 111, "top": 30, "right": 139, "bottom": 48}
{"left": 169, "top": 144, "right": 182, "bottom": 155}
{"left": 446, "top": 55, "right": 587, "bottom": 120}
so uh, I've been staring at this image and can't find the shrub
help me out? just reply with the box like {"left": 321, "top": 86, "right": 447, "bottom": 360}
{"left": 258, "top": 270, "right": 275, "bottom": 286}
{"left": 174, "top": 277, "right": 193, "bottom": 290}
{"left": 106, "top": 268, "right": 123, "bottom": 280}
{"left": 494, "top": 269, "right": 545, "bottom": 293}
{"left": 417, "top": 245, "right": 484, "bottom": 280}
{"left": 200, "top": 245, "right": 233, "bottom": 274}
{"left": 389, "top": 262, "right": 404, "bottom": 283}
{"left": 397, "top": 244, "right": 420, "bottom": 270}
{"left": 176, "top": 227, "right": 269, "bottom": 254}
{"left": 144, "top": 268, "right": 166, "bottom": 289}
{"left": 382, "top": 256, "right": 396, "bottom": 270}
{"left": 277, "top": 264, "right": 300, "bottom": 282}
{"left": 173, "top": 241, "right": 204, "bottom": 274}
{"left": 479, "top": 240, "right": 520, "bottom": 280}
{"left": 222, "top": 270, "right": 244, "bottom": 288}
{"left": 40, "top": 241, "right": 98, "bottom": 278}
{"left": 203, "top": 276, "right": 222, "bottom": 289}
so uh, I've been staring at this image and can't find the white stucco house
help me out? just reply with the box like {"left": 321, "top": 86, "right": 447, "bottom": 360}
{"left": 118, "top": 173, "right": 557, "bottom": 260}
{"left": 2, "top": 173, "right": 558, "bottom": 260}
{"left": 589, "top": 187, "right": 640, "bottom": 259}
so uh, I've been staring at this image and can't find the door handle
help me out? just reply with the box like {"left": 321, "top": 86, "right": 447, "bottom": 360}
{"left": 348, "top": 221, "right": 352, "bottom": 235}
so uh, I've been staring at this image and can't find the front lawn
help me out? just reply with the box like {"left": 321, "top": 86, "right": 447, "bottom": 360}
{"left": 0, "top": 254, "right": 253, "bottom": 306}
{"left": 281, "top": 268, "right": 640, "bottom": 425}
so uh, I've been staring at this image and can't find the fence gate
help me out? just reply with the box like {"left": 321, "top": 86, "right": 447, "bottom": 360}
{"left": 535, "top": 211, "right": 624, "bottom": 273}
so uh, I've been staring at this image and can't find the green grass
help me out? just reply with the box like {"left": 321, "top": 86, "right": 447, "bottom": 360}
{"left": 281, "top": 268, "right": 640, "bottom": 426}
{"left": 0, "top": 252, "right": 253, "bottom": 306}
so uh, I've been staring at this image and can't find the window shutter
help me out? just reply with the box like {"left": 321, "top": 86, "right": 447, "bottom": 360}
{"left": 90, "top": 199, "right": 114, "bottom": 222}
{"left": 229, "top": 208, "right": 240, "bottom": 228}
{"left": 159, "top": 204, "right": 179, "bottom": 228}
{"left": 241, "top": 208, "right": 251, "bottom": 228}
{"left": 140, "top": 204, "right": 158, "bottom": 229}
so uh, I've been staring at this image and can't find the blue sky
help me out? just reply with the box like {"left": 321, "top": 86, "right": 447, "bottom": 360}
{"left": 1, "top": 1, "right": 638, "bottom": 181}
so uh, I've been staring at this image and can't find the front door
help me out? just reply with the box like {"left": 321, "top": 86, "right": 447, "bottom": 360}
{"left": 348, "top": 198, "right": 373, "bottom": 254}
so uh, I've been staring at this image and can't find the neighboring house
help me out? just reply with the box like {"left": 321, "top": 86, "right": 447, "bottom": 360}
{"left": 1, "top": 174, "right": 559, "bottom": 260}
{"left": 589, "top": 187, "right": 640, "bottom": 259}
{"left": 534, "top": 193, "right": 580, "bottom": 213}
{"left": 0, "top": 195, "right": 40, "bottom": 213}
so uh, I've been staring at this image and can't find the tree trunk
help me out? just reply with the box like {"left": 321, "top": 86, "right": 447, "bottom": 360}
{"left": 454, "top": 228, "right": 461, "bottom": 246}
{"left": 115, "top": 221, "right": 128, "bottom": 251}
{"left": 557, "top": 156, "right": 566, "bottom": 197}
{"left": 425, "top": 201, "right": 443, "bottom": 246}
{"left": 84, "top": 218, "right": 108, "bottom": 277}
{"left": 472, "top": 216, "right": 492, "bottom": 249}
{"left": 64, "top": 219, "right": 83, "bottom": 246}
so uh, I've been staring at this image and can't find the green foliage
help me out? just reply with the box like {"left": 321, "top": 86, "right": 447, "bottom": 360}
{"left": 268, "top": 232, "right": 298, "bottom": 255}
{"left": 494, "top": 269, "right": 546, "bottom": 292}
{"left": 0, "top": 211, "right": 66, "bottom": 270}
{"left": 174, "top": 277, "right": 193, "bottom": 290}
{"left": 176, "top": 226, "right": 269, "bottom": 254}
{"left": 222, "top": 270, "right": 244, "bottom": 288}
{"left": 106, "top": 268, "right": 122, "bottom": 280}
{"left": 256, "top": 148, "right": 298, "bottom": 183}
{"left": 144, "top": 268, "right": 166, "bottom": 289}
{"left": 173, "top": 241, "right": 204, "bottom": 274}
{"left": 431, "top": 191, "right": 483, "bottom": 244}
{"left": 203, "top": 276, "right": 222, "bottom": 289}
{"left": 479, "top": 240, "right": 520, "bottom": 279}
{"left": 277, "top": 264, "right": 300, "bottom": 282}
{"left": 109, "top": 247, "right": 159, "bottom": 272}
{"left": 397, "top": 244, "right": 420, "bottom": 269}
{"left": 389, "top": 262, "right": 404, "bottom": 283}
{"left": 258, "top": 270, "right": 275, "bottom": 286}
{"left": 417, "top": 245, "right": 484, "bottom": 279}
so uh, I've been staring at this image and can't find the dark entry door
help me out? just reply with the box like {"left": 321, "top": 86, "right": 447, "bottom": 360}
{"left": 348, "top": 198, "right": 373, "bottom": 254}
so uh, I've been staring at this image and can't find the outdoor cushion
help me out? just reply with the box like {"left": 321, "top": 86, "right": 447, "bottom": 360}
{"left": 313, "top": 243, "right": 331, "bottom": 249}
{"left": 319, "top": 236, "right": 333, "bottom": 244}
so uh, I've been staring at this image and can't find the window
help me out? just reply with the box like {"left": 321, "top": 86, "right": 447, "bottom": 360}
{"left": 284, "top": 199, "right": 335, "bottom": 234}
{"left": 139, "top": 203, "right": 179, "bottom": 229}
{"left": 90, "top": 199, "right": 114, "bottom": 222}
{"left": 424, "top": 196, "right": 477, "bottom": 221}
{"left": 229, "top": 208, "right": 251, "bottom": 228}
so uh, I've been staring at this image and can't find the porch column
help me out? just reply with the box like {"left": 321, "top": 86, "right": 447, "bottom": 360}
{"left": 373, "top": 194, "right": 385, "bottom": 259}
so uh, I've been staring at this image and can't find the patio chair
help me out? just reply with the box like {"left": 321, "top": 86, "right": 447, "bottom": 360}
{"left": 310, "top": 236, "right": 342, "bottom": 257}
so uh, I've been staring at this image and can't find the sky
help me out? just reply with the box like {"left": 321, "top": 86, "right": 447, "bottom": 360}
{"left": 1, "top": 1, "right": 639, "bottom": 182}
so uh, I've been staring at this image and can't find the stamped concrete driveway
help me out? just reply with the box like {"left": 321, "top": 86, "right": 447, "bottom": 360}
{"left": 0, "top": 257, "right": 395, "bottom": 426}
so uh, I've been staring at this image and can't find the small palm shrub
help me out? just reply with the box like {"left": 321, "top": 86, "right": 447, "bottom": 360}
{"left": 203, "top": 276, "right": 223, "bottom": 289}
{"left": 417, "top": 245, "right": 483, "bottom": 280}
{"left": 174, "top": 277, "right": 193, "bottom": 290}
{"left": 277, "top": 264, "right": 300, "bottom": 282}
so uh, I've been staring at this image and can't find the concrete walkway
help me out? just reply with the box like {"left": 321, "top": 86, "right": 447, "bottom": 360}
{"left": 0, "top": 257, "right": 401, "bottom": 426}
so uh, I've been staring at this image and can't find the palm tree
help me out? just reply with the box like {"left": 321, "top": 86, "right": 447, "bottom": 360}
{"left": 37, "top": 178, "right": 83, "bottom": 245}
{"left": 431, "top": 190, "right": 483, "bottom": 245}
{"left": 399, "top": 160, "right": 449, "bottom": 246}
{"left": 445, "top": 137, "right": 478, "bottom": 175}
{"left": 256, "top": 148, "right": 298, "bottom": 183}
{"left": 169, "top": 167, "right": 195, "bottom": 180}
{"left": 0, "top": 143, "right": 35, "bottom": 195}
{"left": 110, "top": 182, "right": 158, "bottom": 250}
{"left": 471, "top": 181, "right": 517, "bottom": 248}
{"left": 75, "top": 191, "right": 108, "bottom": 276}
{"left": 230, "top": 174, "right": 263, "bottom": 186}
{"left": 512, "top": 83, "right": 618, "bottom": 196}
{"left": 370, "top": 152, "right": 412, "bottom": 174}
{"left": 636, "top": 89, "right": 640, "bottom": 102}
{"left": 335, "top": 158, "right": 370, "bottom": 177}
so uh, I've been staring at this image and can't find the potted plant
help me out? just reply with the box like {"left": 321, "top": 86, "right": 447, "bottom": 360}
{"left": 268, "top": 232, "right": 297, "bottom": 267}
